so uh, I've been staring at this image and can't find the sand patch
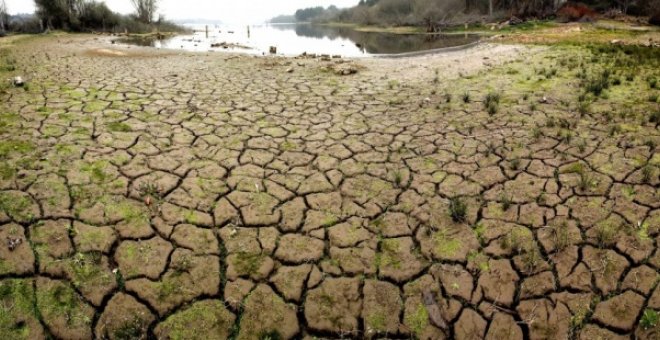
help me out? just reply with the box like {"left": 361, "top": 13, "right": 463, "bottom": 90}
{"left": 86, "top": 48, "right": 128, "bottom": 57}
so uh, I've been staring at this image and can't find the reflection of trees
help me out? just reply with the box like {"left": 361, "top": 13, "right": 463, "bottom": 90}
{"left": 274, "top": 23, "right": 478, "bottom": 54}
{"left": 355, "top": 32, "right": 478, "bottom": 54}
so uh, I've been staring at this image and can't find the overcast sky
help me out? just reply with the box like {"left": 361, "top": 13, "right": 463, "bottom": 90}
{"left": 5, "top": 0, "right": 359, "bottom": 23}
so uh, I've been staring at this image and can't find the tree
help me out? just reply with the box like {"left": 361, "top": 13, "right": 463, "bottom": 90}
{"left": 130, "top": 0, "right": 158, "bottom": 23}
{"left": 79, "top": 1, "right": 119, "bottom": 30}
{"left": 35, "top": 0, "right": 69, "bottom": 29}
{"left": 0, "top": 0, "right": 7, "bottom": 32}
{"left": 414, "top": 0, "right": 464, "bottom": 31}
{"left": 615, "top": 0, "right": 635, "bottom": 13}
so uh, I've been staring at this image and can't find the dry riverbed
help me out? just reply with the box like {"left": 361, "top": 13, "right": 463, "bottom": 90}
{"left": 0, "top": 33, "right": 659, "bottom": 339}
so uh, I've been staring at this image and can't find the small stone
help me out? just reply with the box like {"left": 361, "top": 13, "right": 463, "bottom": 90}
{"left": 423, "top": 290, "right": 448, "bottom": 330}
{"left": 13, "top": 76, "right": 24, "bottom": 87}
{"left": 6, "top": 236, "right": 22, "bottom": 251}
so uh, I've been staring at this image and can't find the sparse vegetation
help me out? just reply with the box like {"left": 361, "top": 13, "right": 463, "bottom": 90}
{"left": 2, "top": 14, "right": 660, "bottom": 338}
{"left": 107, "top": 121, "right": 133, "bottom": 132}
{"left": 462, "top": 91, "right": 470, "bottom": 103}
{"left": 640, "top": 309, "right": 659, "bottom": 330}
{"left": 448, "top": 197, "right": 467, "bottom": 223}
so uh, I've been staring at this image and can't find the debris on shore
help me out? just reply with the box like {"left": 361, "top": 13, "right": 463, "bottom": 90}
{"left": 210, "top": 42, "right": 251, "bottom": 50}
{"left": 12, "top": 76, "right": 24, "bottom": 87}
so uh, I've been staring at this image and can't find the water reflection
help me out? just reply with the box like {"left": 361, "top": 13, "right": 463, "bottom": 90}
{"left": 117, "top": 23, "right": 479, "bottom": 57}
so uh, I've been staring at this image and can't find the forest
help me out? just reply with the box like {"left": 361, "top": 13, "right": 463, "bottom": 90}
{"left": 0, "top": 0, "right": 183, "bottom": 33}
{"left": 286, "top": 0, "right": 660, "bottom": 28}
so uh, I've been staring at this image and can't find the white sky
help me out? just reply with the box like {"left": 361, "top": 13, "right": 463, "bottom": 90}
{"left": 5, "top": 0, "right": 359, "bottom": 23}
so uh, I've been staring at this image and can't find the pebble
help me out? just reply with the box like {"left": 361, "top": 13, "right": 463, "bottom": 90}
{"left": 13, "top": 76, "right": 24, "bottom": 87}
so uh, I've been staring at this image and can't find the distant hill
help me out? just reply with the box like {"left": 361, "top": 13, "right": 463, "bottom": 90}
{"left": 9, "top": 13, "right": 36, "bottom": 21}
{"left": 269, "top": 15, "right": 296, "bottom": 24}
{"left": 270, "top": 6, "right": 342, "bottom": 24}
{"left": 172, "top": 18, "right": 223, "bottom": 25}
{"left": 6, "top": 13, "right": 41, "bottom": 33}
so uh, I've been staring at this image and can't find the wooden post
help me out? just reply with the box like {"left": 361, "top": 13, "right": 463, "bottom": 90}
{"left": 205, "top": 25, "right": 208, "bottom": 38}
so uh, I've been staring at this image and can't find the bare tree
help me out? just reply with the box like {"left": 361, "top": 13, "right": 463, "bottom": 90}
{"left": 0, "top": 0, "right": 7, "bottom": 32}
{"left": 131, "top": 0, "right": 158, "bottom": 23}
{"left": 414, "top": 0, "right": 464, "bottom": 31}
{"left": 615, "top": 0, "right": 636, "bottom": 14}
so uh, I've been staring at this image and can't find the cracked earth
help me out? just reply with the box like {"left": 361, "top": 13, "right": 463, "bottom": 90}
{"left": 0, "top": 35, "right": 659, "bottom": 339}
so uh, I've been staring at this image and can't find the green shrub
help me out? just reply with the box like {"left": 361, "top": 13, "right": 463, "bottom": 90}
{"left": 448, "top": 197, "right": 467, "bottom": 223}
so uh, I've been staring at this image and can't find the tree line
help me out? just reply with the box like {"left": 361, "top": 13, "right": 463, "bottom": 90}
{"left": 286, "top": 0, "right": 660, "bottom": 28}
{"left": 0, "top": 0, "right": 183, "bottom": 34}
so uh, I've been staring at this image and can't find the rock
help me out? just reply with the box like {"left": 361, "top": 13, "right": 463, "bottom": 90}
{"left": 269, "top": 46, "right": 277, "bottom": 54}
{"left": 509, "top": 16, "right": 523, "bottom": 25}
{"left": 12, "top": 76, "right": 24, "bottom": 87}
{"left": 286, "top": 68, "right": 293, "bottom": 73}
{"left": 6, "top": 236, "right": 22, "bottom": 251}
{"left": 340, "top": 67, "right": 358, "bottom": 76}
{"left": 422, "top": 290, "right": 448, "bottom": 330}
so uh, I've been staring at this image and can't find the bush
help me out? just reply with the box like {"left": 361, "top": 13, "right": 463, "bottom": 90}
{"left": 79, "top": 1, "right": 120, "bottom": 30}
{"left": 448, "top": 197, "right": 467, "bottom": 223}
{"left": 556, "top": 2, "right": 597, "bottom": 22}
{"left": 31, "top": 0, "right": 184, "bottom": 34}
{"left": 650, "top": 0, "right": 660, "bottom": 26}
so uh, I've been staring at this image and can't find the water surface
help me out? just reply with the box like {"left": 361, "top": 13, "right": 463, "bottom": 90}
{"left": 118, "top": 23, "right": 479, "bottom": 57}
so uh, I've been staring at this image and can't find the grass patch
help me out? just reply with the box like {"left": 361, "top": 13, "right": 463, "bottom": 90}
{"left": 0, "top": 140, "right": 34, "bottom": 158}
{"left": 232, "top": 252, "right": 266, "bottom": 277}
{"left": 378, "top": 238, "right": 402, "bottom": 269}
{"left": 37, "top": 281, "right": 91, "bottom": 328}
{"left": 404, "top": 303, "right": 428, "bottom": 337}
{"left": 448, "top": 197, "right": 467, "bottom": 223}
{"left": 0, "top": 279, "right": 38, "bottom": 339}
{"left": 640, "top": 309, "right": 659, "bottom": 330}
{"left": 433, "top": 230, "right": 461, "bottom": 257}
{"left": 106, "top": 121, "right": 132, "bottom": 132}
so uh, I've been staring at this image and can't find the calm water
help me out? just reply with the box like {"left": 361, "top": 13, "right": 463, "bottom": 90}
{"left": 118, "top": 24, "right": 480, "bottom": 57}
